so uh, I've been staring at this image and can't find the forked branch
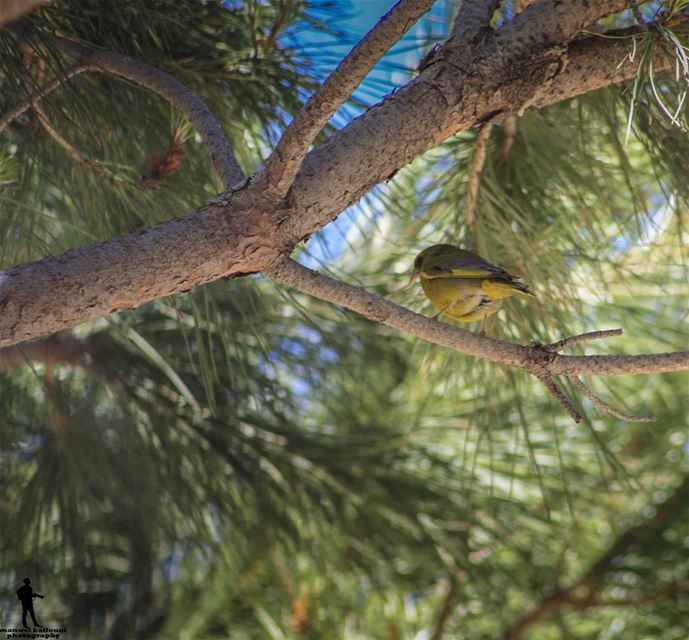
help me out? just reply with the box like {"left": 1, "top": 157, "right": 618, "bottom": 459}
{"left": 0, "top": 12, "right": 677, "bottom": 350}
{"left": 261, "top": 0, "right": 435, "bottom": 198}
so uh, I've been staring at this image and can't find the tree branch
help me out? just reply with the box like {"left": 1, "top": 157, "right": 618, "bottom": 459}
{"left": 33, "top": 103, "right": 123, "bottom": 181}
{"left": 281, "top": 27, "right": 671, "bottom": 245}
{"left": 267, "top": 260, "right": 689, "bottom": 379}
{"left": 465, "top": 123, "right": 493, "bottom": 231}
{"left": 545, "top": 329, "right": 624, "bottom": 353}
{"left": 501, "top": 474, "right": 689, "bottom": 638}
{"left": 500, "top": 115, "right": 517, "bottom": 161}
{"left": 0, "top": 62, "right": 95, "bottom": 135}
{"left": 0, "top": 22, "right": 675, "bottom": 350}
{"left": 261, "top": 0, "right": 434, "bottom": 198}
{"left": 451, "top": 0, "right": 501, "bottom": 42}
{"left": 589, "top": 579, "right": 689, "bottom": 608}
{"left": 430, "top": 573, "right": 460, "bottom": 640}
{"left": 494, "top": 0, "right": 629, "bottom": 53}
{"left": 0, "top": 331, "right": 121, "bottom": 390}
{"left": 571, "top": 377, "right": 656, "bottom": 422}
{"left": 536, "top": 374, "right": 582, "bottom": 423}
{"left": 0, "top": 0, "right": 50, "bottom": 27}
{"left": 44, "top": 365, "right": 70, "bottom": 446}
{"left": 15, "top": 30, "right": 244, "bottom": 190}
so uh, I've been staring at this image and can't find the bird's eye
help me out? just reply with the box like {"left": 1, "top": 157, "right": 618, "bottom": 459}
{"left": 431, "top": 265, "right": 443, "bottom": 273}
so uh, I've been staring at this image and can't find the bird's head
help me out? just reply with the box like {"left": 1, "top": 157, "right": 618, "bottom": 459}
{"left": 410, "top": 244, "right": 459, "bottom": 283}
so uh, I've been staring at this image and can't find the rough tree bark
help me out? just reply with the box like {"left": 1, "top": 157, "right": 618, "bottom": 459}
{"left": 0, "top": 0, "right": 50, "bottom": 27}
{"left": 0, "top": 0, "right": 684, "bottom": 420}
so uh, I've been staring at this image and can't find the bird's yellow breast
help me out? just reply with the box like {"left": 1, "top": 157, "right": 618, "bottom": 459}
{"left": 420, "top": 278, "right": 503, "bottom": 322}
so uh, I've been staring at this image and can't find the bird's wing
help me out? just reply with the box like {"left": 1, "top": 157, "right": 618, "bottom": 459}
{"left": 425, "top": 250, "right": 513, "bottom": 280}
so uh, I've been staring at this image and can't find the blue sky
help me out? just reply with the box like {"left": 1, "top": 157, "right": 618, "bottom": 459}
{"left": 289, "top": 1, "right": 451, "bottom": 267}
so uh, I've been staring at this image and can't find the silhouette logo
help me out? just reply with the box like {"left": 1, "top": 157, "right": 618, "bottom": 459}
{"left": 16, "top": 577, "right": 44, "bottom": 629}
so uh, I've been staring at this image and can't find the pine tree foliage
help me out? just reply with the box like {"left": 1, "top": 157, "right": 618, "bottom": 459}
{"left": 3, "top": 1, "right": 689, "bottom": 639}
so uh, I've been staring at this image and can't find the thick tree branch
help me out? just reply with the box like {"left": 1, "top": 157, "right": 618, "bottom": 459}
{"left": 15, "top": 31, "right": 244, "bottom": 189}
{"left": 0, "top": 24, "right": 674, "bottom": 348}
{"left": 261, "top": 0, "right": 434, "bottom": 198}
{"left": 281, "top": 29, "right": 669, "bottom": 244}
{"left": 0, "top": 188, "right": 281, "bottom": 346}
{"left": 494, "top": 0, "right": 629, "bottom": 53}
{"left": 0, "top": 0, "right": 50, "bottom": 27}
{"left": 451, "top": 0, "right": 501, "bottom": 42}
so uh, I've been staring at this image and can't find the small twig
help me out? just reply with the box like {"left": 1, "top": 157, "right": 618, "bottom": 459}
{"left": 500, "top": 115, "right": 518, "bottom": 161}
{"left": 546, "top": 329, "right": 623, "bottom": 353}
{"left": 261, "top": 0, "right": 435, "bottom": 198}
{"left": 589, "top": 579, "right": 689, "bottom": 607}
{"left": 0, "top": 63, "right": 95, "bottom": 135}
{"left": 15, "top": 41, "right": 121, "bottom": 182}
{"left": 571, "top": 377, "right": 657, "bottom": 422}
{"left": 465, "top": 123, "right": 493, "bottom": 231}
{"left": 537, "top": 374, "right": 583, "bottom": 423}
{"left": 33, "top": 104, "right": 124, "bottom": 182}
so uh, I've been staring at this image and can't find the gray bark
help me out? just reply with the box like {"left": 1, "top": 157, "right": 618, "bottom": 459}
{"left": 0, "top": 8, "right": 671, "bottom": 354}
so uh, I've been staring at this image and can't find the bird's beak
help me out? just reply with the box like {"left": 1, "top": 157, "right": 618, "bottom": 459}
{"left": 409, "top": 269, "right": 420, "bottom": 285}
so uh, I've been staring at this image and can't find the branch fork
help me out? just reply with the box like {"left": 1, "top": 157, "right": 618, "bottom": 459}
{"left": 527, "top": 329, "right": 657, "bottom": 423}
{"left": 0, "top": 1, "right": 684, "bottom": 426}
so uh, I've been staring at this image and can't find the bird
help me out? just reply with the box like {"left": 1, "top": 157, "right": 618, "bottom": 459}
{"left": 410, "top": 244, "right": 533, "bottom": 330}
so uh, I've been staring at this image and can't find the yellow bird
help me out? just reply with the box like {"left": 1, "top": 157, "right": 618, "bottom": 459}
{"left": 410, "top": 244, "right": 534, "bottom": 327}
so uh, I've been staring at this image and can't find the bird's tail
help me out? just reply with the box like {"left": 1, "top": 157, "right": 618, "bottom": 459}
{"left": 483, "top": 279, "right": 535, "bottom": 299}
{"left": 512, "top": 280, "right": 535, "bottom": 297}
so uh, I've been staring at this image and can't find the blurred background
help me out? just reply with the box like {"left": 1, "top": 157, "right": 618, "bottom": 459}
{"left": 2, "top": 1, "right": 689, "bottom": 638}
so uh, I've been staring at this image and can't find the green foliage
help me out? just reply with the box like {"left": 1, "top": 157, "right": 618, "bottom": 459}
{"left": 3, "top": 1, "right": 689, "bottom": 639}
